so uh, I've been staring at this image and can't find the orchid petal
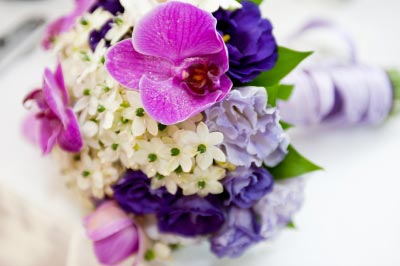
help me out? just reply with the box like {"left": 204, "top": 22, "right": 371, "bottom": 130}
{"left": 132, "top": 2, "right": 224, "bottom": 63}
{"left": 57, "top": 108, "right": 83, "bottom": 153}
{"left": 39, "top": 118, "right": 61, "bottom": 155}
{"left": 106, "top": 39, "right": 173, "bottom": 90}
{"left": 140, "top": 76, "right": 223, "bottom": 125}
{"left": 43, "top": 68, "right": 69, "bottom": 126}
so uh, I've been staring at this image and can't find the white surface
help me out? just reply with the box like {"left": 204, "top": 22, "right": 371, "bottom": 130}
{"left": 0, "top": 0, "right": 399, "bottom": 265}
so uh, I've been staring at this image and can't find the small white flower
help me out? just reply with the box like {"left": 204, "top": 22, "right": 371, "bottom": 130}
{"left": 76, "top": 151, "right": 120, "bottom": 198}
{"left": 180, "top": 166, "right": 225, "bottom": 197}
{"left": 98, "top": 129, "right": 136, "bottom": 167}
{"left": 134, "top": 138, "right": 171, "bottom": 177}
{"left": 122, "top": 91, "right": 158, "bottom": 136}
{"left": 178, "top": 122, "right": 226, "bottom": 170}
{"left": 166, "top": 130, "right": 198, "bottom": 173}
{"left": 97, "top": 88, "right": 123, "bottom": 129}
{"left": 151, "top": 172, "right": 181, "bottom": 195}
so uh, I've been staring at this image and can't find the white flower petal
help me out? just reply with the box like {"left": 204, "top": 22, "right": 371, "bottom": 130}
{"left": 132, "top": 117, "right": 146, "bottom": 136}
{"left": 196, "top": 153, "right": 213, "bottom": 170}
{"left": 209, "top": 146, "right": 226, "bottom": 162}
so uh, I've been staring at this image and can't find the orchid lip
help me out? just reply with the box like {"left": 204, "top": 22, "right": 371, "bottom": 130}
{"left": 179, "top": 58, "right": 221, "bottom": 96}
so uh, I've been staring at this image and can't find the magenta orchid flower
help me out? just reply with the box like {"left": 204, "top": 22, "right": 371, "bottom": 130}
{"left": 23, "top": 63, "right": 82, "bottom": 154}
{"left": 84, "top": 201, "right": 146, "bottom": 265}
{"left": 106, "top": 1, "right": 232, "bottom": 125}
{"left": 42, "top": 0, "right": 96, "bottom": 49}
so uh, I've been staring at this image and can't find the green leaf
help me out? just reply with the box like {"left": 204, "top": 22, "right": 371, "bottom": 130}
{"left": 249, "top": 47, "right": 313, "bottom": 87}
{"left": 277, "top": 84, "right": 295, "bottom": 101}
{"left": 267, "top": 145, "right": 322, "bottom": 180}
{"left": 387, "top": 69, "right": 400, "bottom": 114}
{"left": 265, "top": 84, "right": 279, "bottom": 106}
{"left": 280, "top": 121, "right": 294, "bottom": 130}
{"left": 287, "top": 221, "right": 296, "bottom": 229}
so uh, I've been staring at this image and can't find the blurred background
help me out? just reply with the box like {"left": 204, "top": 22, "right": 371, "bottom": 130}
{"left": 0, "top": 0, "right": 399, "bottom": 265}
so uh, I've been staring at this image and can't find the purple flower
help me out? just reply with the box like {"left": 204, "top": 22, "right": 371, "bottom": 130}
{"left": 84, "top": 201, "right": 142, "bottom": 265}
{"left": 157, "top": 195, "right": 225, "bottom": 237}
{"left": 113, "top": 170, "right": 174, "bottom": 215}
{"left": 106, "top": 2, "right": 232, "bottom": 125}
{"left": 213, "top": 1, "right": 278, "bottom": 84}
{"left": 253, "top": 178, "right": 304, "bottom": 239}
{"left": 224, "top": 166, "right": 274, "bottom": 209}
{"left": 210, "top": 207, "right": 262, "bottom": 258}
{"left": 90, "top": 0, "right": 124, "bottom": 15}
{"left": 89, "top": 19, "right": 113, "bottom": 51}
{"left": 23, "top": 63, "right": 82, "bottom": 154}
{"left": 42, "top": 0, "right": 96, "bottom": 49}
{"left": 205, "top": 86, "right": 288, "bottom": 168}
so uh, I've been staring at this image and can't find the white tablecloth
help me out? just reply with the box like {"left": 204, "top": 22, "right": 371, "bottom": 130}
{"left": 0, "top": 0, "right": 399, "bottom": 265}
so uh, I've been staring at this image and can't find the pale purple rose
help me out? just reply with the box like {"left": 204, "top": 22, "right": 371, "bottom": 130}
{"left": 278, "top": 65, "right": 393, "bottom": 126}
{"left": 42, "top": 0, "right": 96, "bottom": 49}
{"left": 253, "top": 178, "right": 304, "bottom": 239}
{"left": 23, "top": 63, "right": 82, "bottom": 154}
{"left": 106, "top": 1, "right": 232, "bottom": 125}
{"left": 210, "top": 207, "right": 263, "bottom": 258}
{"left": 84, "top": 201, "right": 143, "bottom": 265}
{"left": 205, "top": 86, "right": 288, "bottom": 168}
{"left": 223, "top": 166, "right": 274, "bottom": 209}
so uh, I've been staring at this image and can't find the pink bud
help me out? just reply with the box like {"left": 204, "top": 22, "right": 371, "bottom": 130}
{"left": 84, "top": 201, "right": 140, "bottom": 265}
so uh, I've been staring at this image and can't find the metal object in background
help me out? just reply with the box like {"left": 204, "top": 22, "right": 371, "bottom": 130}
{"left": 0, "top": 17, "right": 46, "bottom": 73}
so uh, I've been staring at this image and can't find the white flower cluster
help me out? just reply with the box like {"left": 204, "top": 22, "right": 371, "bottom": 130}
{"left": 52, "top": 9, "right": 230, "bottom": 199}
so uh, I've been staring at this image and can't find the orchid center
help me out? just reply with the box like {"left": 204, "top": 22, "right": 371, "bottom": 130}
{"left": 182, "top": 62, "right": 220, "bottom": 96}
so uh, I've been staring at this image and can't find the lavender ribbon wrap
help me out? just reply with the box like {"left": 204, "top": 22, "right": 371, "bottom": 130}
{"left": 278, "top": 21, "right": 394, "bottom": 126}
{"left": 278, "top": 65, "right": 393, "bottom": 126}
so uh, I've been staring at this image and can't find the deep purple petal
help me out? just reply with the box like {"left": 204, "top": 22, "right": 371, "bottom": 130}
{"left": 140, "top": 76, "right": 230, "bottom": 125}
{"left": 57, "top": 108, "right": 83, "bottom": 153}
{"left": 106, "top": 39, "right": 173, "bottom": 89}
{"left": 132, "top": 2, "right": 224, "bottom": 63}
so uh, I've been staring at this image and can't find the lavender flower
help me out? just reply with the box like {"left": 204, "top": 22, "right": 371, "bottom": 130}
{"left": 113, "top": 170, "right": 174, "bottom": 215}
{"left": 213, "top": 1, "right": 278, "bottom": 84}
{"left": 157, "top": 195, "right": 225, "bottom": 237}
{"left": 224, "top": 166, "right": 274, "bottom": 209}
{"left": 106, "top": 2, "right": 232, "bottom": 125}
{"left": 205, "top": 86, "right": 289, "bottom": 168}
{"left": 253, "top": 178, "right": 304, "bottom": 239}
{"left": 210, "top": 207, "right": 262, "bottom": 258}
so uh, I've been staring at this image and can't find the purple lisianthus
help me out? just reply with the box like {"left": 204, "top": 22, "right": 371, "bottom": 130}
{"left": 23, "top": 63, "right": 82, "bottom": 154}
{"left": 113, "top": 170, "right": 174, "bottom": 215}
{"left": 89, "top": 19, "right": 113, "bottom": 51}
{"left": 213, "top": 1, "right": 278, "bottom": 84}
{"left": 106, "top": 2, "right": 232, "bottom": 125}
{"left": 253, "top": 178, "right": 304, "bottom": 239}
{"left": 90, "top": 0, "right": 124, "bottom": 15}
{"left": 157, "top": 195, "right": 225, "bottom": 237}
{"left": 205, "top": 86, "right": 289, "bottom": 168}
{"left": 224, "top": 166, "right": 274, "bottom": 209}
{"left": 211, "top": 207, "right": 262, "bottom": 258}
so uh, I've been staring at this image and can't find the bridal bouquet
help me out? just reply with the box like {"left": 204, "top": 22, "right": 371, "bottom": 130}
{"left": 23, "top": 0, "right": 321, "bottom": 264}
